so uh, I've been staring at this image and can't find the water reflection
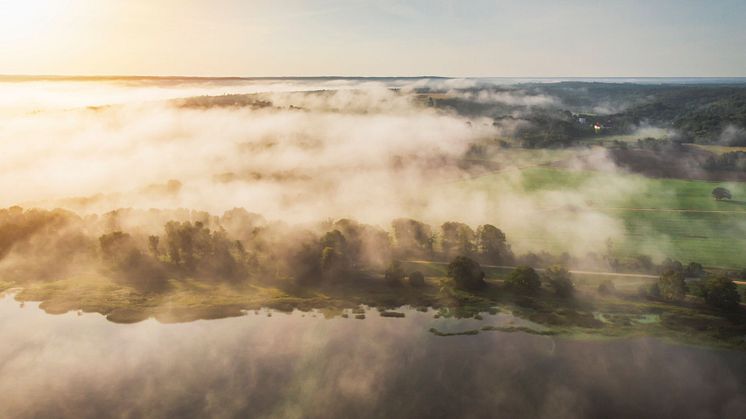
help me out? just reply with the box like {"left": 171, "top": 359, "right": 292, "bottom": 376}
{"left": 1, "top": 295, "right": 745, "bottom": 419}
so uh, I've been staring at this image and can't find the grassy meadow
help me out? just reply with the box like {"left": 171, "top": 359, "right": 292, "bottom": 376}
{"left": 453, "top": 166, "right": 746, "bottom": 268}
{"left": 687, "top": 144, "right": 746, "bottom": 155}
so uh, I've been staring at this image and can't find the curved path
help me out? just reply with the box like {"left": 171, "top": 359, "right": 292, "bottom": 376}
{"left": 595, "top": 207, "right": 746, "bottom": 214}
{"left": 407, "top": 260, "right": 746, "bottom": 286}
{"left": 405, "top": 260, "right": 659, "bottom": 279}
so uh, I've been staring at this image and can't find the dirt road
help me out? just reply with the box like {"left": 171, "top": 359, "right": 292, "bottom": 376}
{"left": 405, "top": 260, "right": 659, "bottom": 279}
{"left": 595, "top": 207, "right": 746, "bottom": 214}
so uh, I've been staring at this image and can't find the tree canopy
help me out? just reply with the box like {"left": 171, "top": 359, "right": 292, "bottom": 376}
{"left": 712, "top": 187, "right": 732, "bottom": 201}
{"left": 657, "top": 270, "right": 687, "bottom": 302}
{"left": 542, "top": 265, "right": 574, "bottom": 298}
{"left": 447, "top": 256, "right": 486, "bottom": 290}
{"left": 506, "top": 266, "right": 541, "bottom": 294}
{"left": 701, "top": 276, "right": 741, "bottom": 311}
{"left": 384, "top": 260, "right": 406, "bottom": 286}
{"left": 440, "top": 222, "right": 476, "bottom": 259}
{"left": 475, "top": 224, "right": 513, "bottom": 265}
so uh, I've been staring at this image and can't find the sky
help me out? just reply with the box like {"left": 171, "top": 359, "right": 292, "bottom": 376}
{"left": 1, "top": 0, "right": 745, "bottom": 77}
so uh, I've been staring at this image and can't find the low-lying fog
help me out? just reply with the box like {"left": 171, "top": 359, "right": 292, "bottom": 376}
{"left": 1, "top": 296, "right": 745, "bottom": 419}
{"left": 0, "top": 78, "right": 641, "bottom": 256}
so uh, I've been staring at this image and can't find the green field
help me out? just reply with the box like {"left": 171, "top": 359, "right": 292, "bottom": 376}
{"left": 687, "top": 143, "right": 746, "bottom": 155}
{"left": 452, "top": 167, "right": 746, "bottom": 268}
{"left": 576, "top": 128, "right": 672, "bottom": 145}
{"left": 516, "top": 166, "right": 746, "bottom": 210}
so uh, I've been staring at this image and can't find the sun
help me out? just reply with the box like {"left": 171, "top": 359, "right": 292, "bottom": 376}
{"left": 0, "top": 0, "right": 67, "bottom": 44}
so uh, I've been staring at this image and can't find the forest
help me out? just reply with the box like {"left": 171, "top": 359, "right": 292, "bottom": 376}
{"left": 426, "top": 82, "right": 746, "bottom": 147}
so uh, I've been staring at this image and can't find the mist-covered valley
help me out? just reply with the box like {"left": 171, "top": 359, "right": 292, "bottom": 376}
{"left": 2, "top": 76, "right": 746, "bottom": 419}
{"left": 4, "top": 0, "right": 746, "bottom": 417}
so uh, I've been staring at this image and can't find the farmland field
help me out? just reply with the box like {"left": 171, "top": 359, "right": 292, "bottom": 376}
{"left": 577, "top": 129, "right": 673, "bottom": 145}
{"left": 453, "top": 166, "right": 746, "bottom": 268}
{"left": 687, "top": 144, "right": 746, "bottom": 155}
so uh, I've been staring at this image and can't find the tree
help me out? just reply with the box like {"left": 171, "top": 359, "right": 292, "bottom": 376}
{"left": 475, "top": 224, "right": 513, "bottom": 264}
{"left": 597, "top": 280, "right": 616, "bottom": 295}
{"left": 164, "top": 221, "right": 197, "bottom": 268}
{"left": 148, "top": 235, "right": 160, "bottom": 258}
{"left": 320, "top": 247, "right": 343, "bottom": 277}
{"left": 320, "top": 229, "right": 347, "bottom": 254}
{"left": 384, "top": 260, "right": 406, "bottom": 286}
{"left": 220, "top": 208, "right": 265, "bottom": 241}
{"left": 408, "top": 271, "right": 425, "bottom": 287}
{"left": 659, "top": 258, "right": 683, "bottom": 274}
{"left": 391, "top": 218, "right": 435, "bottom": 258}
{"left": 99, "top": 231, "right": 134, "bottom": 263}
{"left": 543, "top": 265, "right": 574, "bottom": 298}
{"left": 684, "top": 262, "right": 704, "bottom": 278}
{"left": 701, "top": 276, "right": 741, "bottom": 311}
{"left": 712, "top": 187, "right": 732, "bottom": 201}
{"left": 447, "top": 256, "right": 486, "bottom": 290}
{"left": 505, "top": 266, "right": 541, "bottom": 294}
{"left": 658, "top": 270, "right": 687, "bottom": 302}
{"left": 635, "top": 255, "right": 655, "bottom": 273}
{"left": 98, "top": 231, "right": 168, "bottom": 292}
{"left": 319, "top": 230, "right": 349, "bottom": 278}
{"left": 333, "top": 219, "right": 392, "bottom": 269}
{"left": 440, "top": 222, "right": 475, "bottom": 259}
{"left": 287, "top": 238, "right": 322, "bottom": 285}
{"left": 645, "top": 283, "right": 662, "bottom": 299}
{"left": 162, "top": 221, "right": 246, "bottom": 280}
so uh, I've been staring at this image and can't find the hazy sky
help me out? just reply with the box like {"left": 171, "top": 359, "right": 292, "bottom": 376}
{"left": 1, "top": 0, "right": 745, "bottom": 77}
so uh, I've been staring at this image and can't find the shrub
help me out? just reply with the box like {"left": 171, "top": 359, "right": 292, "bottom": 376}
{"left": 658, "top": 270, "right": 687, "bottom": 302}
{"left": 543, "top": 265, "right": 574, "bottom": 298}
{"left": 701, "top": 276, "right": 741, "bottom": 311}
{"left": 447, "top": 256, "right": 486, "bottom": 290}
{"left": 408, "top": 271, "right": 425, "bottom": 287}
{"left": 384, "top": 260, "right": 406, "bottom": 286}
{"left": 598, "top": 280, "right": 616, "bottom": 295}
{"left": 506, "top": 265, "right": 541, "bottom": 294}
{"left": 684, "top": 262, "right": 704, "bottom": 278}
{"left": 98, "top": 231, "right": 168, "bottom": 292}
{"left": 711, "top": 187, "right": 732, "bottom": 201}
{"left": 646, "top": 283, "right": 662, "bottom": 299}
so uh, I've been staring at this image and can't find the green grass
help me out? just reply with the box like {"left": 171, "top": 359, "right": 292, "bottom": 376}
{"left": 614, "top": 211, "right": 746, "bottom": 267}
{"left": 577, "top": 129, "right": 672, "bottom": 145}
{"left": 515, "top": 167, "right": 746, "bottom": 210}
{"left": 686, "top": 143, "right": 746, "bottom": 155}
{"left": 452, "top": 167, "right": 746, "bottom": 268}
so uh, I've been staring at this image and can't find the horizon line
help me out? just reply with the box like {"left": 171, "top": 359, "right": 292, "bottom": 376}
{"left": 2, "top": 74, "right": 746, "bottom": 81}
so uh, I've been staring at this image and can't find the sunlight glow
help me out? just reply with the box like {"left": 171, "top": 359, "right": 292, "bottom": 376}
{"left": 0, "top": 0, "right": 69, "bottom": 45}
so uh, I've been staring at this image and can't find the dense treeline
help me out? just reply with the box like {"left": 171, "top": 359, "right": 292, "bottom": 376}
{"left": 704, "top": 151, "right": 746, "bottom": 172}
{"left": 428, "top": 82, "right": 746, "bottom": 147}
{"left": 0, "top": 206, "right": 741, "bottom": 313}
{"left": 0, "top": 207, "right": 513, "bottom": 291}
{"left": 535, "top": 83, "right": 746, "bottom": 144}
{"left": 0, "top": 206, "right": 741, "bottom": 320}
{"left": 639, "top": 258, "right": 743, "bottom": 311}
{"left": 599, "top": 139, "right": 746, "bottom": 181}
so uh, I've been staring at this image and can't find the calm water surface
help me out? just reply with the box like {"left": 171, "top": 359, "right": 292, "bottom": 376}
{"left": 1, "top": 295, "right": 745, "bottom": 419}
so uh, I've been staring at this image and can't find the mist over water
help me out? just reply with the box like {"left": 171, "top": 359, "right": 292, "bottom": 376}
{"left": 1, "top": 295, "right": 745, "bottom": 419}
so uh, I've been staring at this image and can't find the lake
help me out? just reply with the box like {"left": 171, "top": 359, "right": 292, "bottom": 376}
{"left": 1, "top": 294, "right": 745, "bottom": 419}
